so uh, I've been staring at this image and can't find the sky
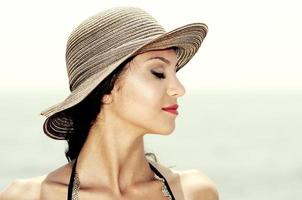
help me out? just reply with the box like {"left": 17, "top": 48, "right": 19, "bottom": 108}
{"left": 0, "top": 0, "right": 301, "bottom": 91}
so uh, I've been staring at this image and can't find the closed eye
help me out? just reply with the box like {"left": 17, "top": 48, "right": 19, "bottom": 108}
{"left": 151, "top": 70, "right": 165, "bottom": 79}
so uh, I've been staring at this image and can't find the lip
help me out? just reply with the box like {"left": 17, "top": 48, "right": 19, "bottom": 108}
{"left": 162, "top": 104, "right": 178, "bottom": 110}
{"left": 162, "top": 104, "right": 179, "bottom": 115}
{"left": 163, "top": 109, "right": 179, "bottom": 115}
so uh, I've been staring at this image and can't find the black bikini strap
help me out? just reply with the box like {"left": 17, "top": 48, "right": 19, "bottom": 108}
{"left": 67, "top": 159, "right": 175, "bottom": 200}
{"left": 67, "top": 158, "right": 78, "bottom": 200}
{"left": 148, "top": 162, "right": 176, "bottom": 200}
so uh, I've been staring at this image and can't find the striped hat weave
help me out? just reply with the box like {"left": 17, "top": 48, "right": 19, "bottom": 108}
{"left": 40, "top": 6, "right": 208, "bottom": 140}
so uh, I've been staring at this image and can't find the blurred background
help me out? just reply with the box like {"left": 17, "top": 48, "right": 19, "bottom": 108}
{"left": 0, "top": 0, "right": 301, "bottom": 199}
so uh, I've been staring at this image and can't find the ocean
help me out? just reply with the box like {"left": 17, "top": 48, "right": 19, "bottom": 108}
{"left": 0, "top": 87, "right": 301, "bottom": 199}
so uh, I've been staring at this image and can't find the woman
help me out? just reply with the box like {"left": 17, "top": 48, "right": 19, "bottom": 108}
{"left": 0, "top": 6, "right": 219, "bottom": 200}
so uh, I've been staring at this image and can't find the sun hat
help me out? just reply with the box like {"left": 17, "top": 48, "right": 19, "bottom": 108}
{"left": 40, "top": 6, "right": 208, "bottom": 140}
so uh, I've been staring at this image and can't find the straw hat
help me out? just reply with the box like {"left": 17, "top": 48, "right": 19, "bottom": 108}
{"left": 40, "top": 6, "right": 208, "bottom": 140}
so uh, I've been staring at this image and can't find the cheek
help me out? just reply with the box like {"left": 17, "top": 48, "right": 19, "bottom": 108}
{"left": 114, "top": 75, "right": 175, "bottom": 134}
{"left": 128, "top": 76, "right": 162, "bottom": 111}
{"left": 117, "top": 75, "right": 164, "bottom": 118}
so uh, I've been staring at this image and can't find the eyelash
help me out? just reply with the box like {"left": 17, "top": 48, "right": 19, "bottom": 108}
{"left": 151, "top": 71, "right": 165, "bottom": 79}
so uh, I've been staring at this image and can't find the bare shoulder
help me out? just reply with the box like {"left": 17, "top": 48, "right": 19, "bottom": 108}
{"left": 0, "top": 162, "right": 72, "bottom": 200}
{"left": 40, "top": 162, "right": 73, "bottom": 199}
{"left": 148, "top": 159, "right": 219, "bottom": 200}
{"left": 0, "top": 175, "right": 46, "bottom": 200}
{"left": 176, "top": 169, "right": 219, "bottom": 200}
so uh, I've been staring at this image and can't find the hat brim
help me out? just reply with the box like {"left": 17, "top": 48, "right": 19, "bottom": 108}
{"left": 41, "top": 22, "right": 208, "bottom": 140}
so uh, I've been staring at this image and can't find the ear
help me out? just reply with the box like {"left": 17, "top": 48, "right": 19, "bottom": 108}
{"left": 102, "top": 94, "right": 113, "bottom": 104}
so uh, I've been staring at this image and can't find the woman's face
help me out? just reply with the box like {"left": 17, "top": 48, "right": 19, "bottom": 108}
{"left": 105, "top": 48, "right": 186, "bottom": 135}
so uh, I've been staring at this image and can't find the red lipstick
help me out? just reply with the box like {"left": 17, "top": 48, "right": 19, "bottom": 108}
{"left": 162, "top": 104, "right": 179, "bottom": 115}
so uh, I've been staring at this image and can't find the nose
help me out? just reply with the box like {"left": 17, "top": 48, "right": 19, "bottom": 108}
{"left": 166, "top": 76, "right": 186, "bottom": 98}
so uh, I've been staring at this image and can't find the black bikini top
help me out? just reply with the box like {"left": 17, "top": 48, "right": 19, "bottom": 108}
{"left": 67, "top": 158, "right": 176, "bottom": 200}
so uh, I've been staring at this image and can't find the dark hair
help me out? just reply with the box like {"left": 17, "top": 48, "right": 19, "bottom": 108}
{"left": 62, "top": 55, "right": 158, "bottom": 163}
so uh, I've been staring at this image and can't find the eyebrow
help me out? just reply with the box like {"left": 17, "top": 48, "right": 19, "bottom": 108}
{"left": 145, "top": 56, "right": 171, "bottom": 65}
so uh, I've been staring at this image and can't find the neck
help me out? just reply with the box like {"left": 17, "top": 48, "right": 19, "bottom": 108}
{"left": 75, "top": 109, "right": 155, "bottom": 195}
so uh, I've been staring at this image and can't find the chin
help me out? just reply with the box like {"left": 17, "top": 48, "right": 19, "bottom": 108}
{"left": 150, "top": 126, "right": 175, "bottom": 135}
